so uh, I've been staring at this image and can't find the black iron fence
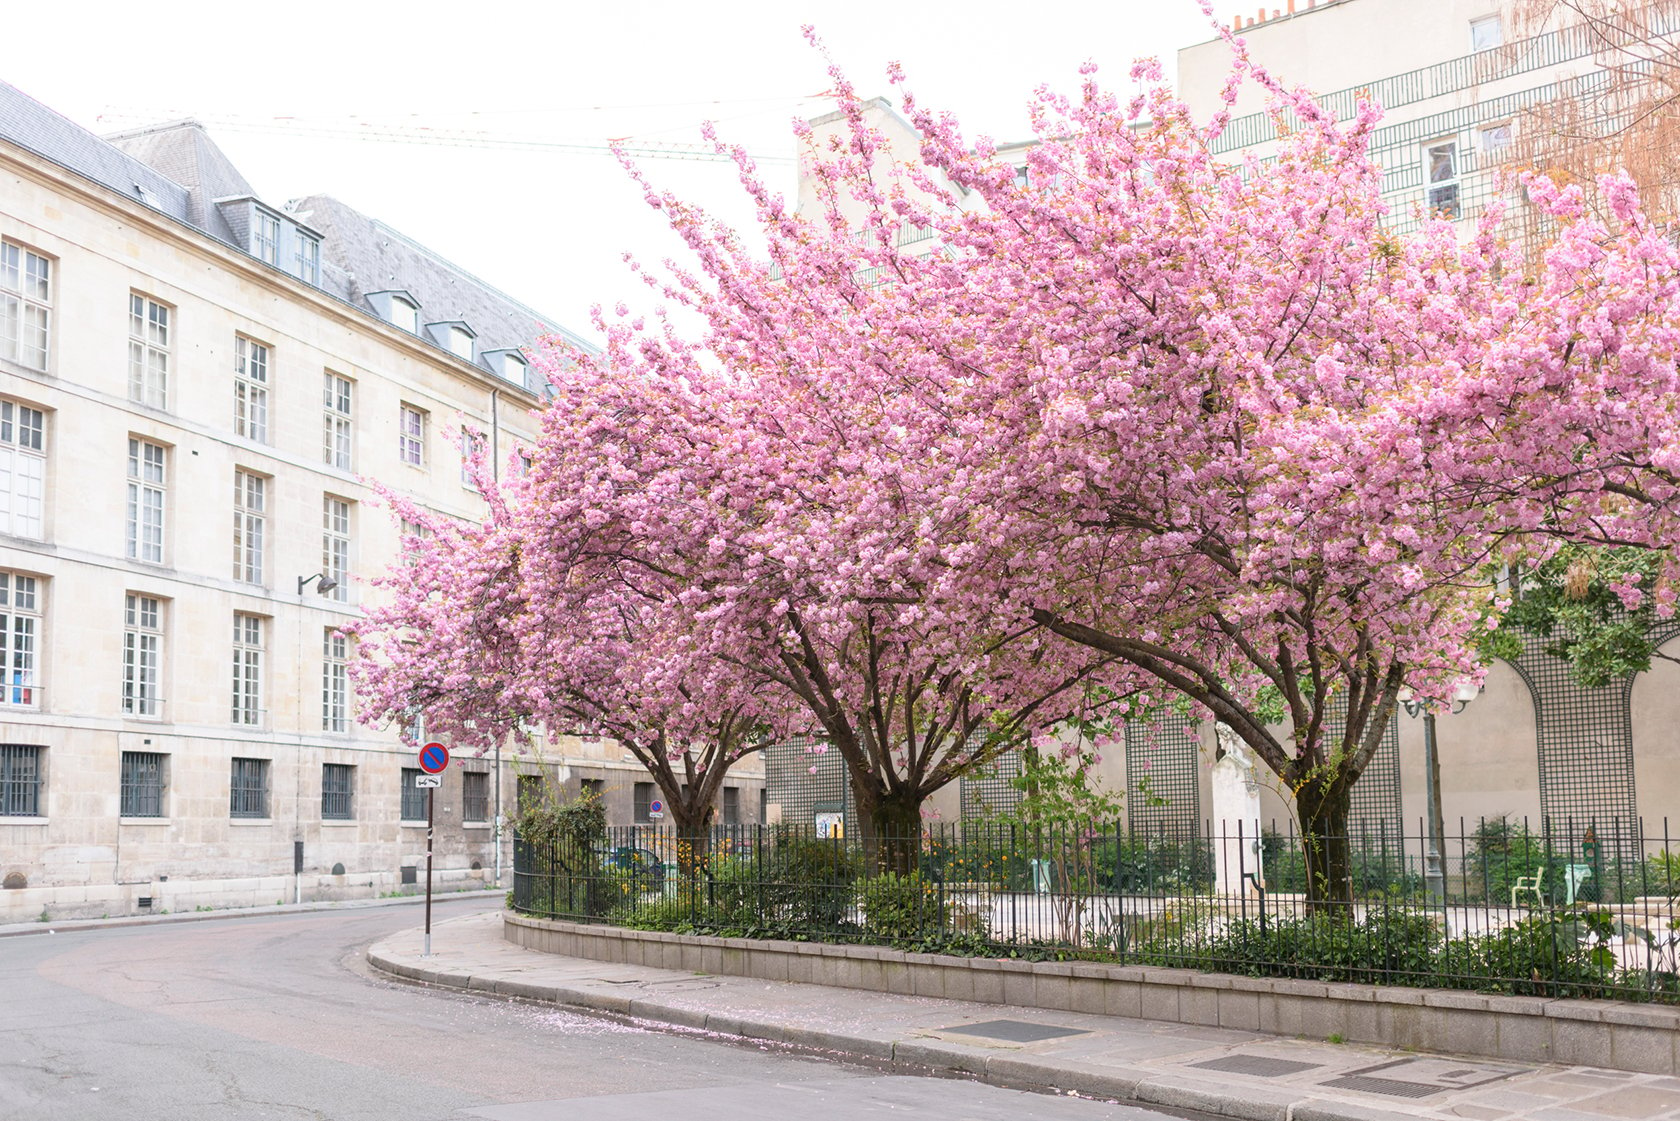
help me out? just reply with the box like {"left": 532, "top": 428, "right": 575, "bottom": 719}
{"left": 512, "top": 817, "right": 1680, "bottom": 1004}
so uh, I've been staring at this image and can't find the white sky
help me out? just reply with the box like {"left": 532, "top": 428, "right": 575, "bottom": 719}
{"left": 7, "top": 0, "right": 1220, "bottom": 344}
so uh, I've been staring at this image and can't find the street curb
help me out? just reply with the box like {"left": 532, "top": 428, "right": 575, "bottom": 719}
{"left": 365, "top": 945, "right": 1420, "bottom": 1121}
{"left": 0, "top": 889, "right": 505, "bottom": 939}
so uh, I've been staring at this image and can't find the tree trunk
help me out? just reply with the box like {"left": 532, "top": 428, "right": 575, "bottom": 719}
{"left": 1295, "top": 778, "right": 1355, "bottom": 915}
{"left": 671, "top": 803, "right": 713, "bottom": 877}
{"left": 859, "top": 788, "right": 924, "bottom": 875}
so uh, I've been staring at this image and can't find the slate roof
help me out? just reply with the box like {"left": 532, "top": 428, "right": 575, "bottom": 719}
{"left": 288, "top": 194, "right": 593, "bottom": 391}
{"left": 0, "top": 79, "right": 590, "bottom": 391}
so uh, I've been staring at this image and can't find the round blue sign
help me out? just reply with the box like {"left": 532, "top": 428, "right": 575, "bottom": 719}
{"left": 419, "top": 742, "right": 450, "bottom": 774}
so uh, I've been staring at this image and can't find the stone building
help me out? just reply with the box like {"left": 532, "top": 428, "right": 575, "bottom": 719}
{"left": 0, "top": 81, "right": 762, "bottom": 922}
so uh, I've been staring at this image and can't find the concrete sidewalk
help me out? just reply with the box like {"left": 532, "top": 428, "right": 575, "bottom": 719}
{"left": 370, "top": 910, "right": 1680, "bottom": 1121}
{"left": 0, "top": 887, "right": 506, "bottom": 939}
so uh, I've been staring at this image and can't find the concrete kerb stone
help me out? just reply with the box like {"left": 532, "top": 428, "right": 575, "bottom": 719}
{"left": 496, "top": 912, "right": 1680, "bottom": 1077}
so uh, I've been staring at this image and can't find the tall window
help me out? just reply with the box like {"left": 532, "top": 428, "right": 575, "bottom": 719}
{"left": 322, "top": 627, "right": 348, "bottom": 732}
{"left": 229, "top": 757, "right": 269, "bottom": 819}
{"left": 633, "top": 781, "right": 654, "bottom": 823}
{"left": 120, "top": 751, "right": 165, "bottom": 817}
{"left": 256, "top": 211, "right": 281, "bottom": 264}
{"left": 322, "top": 372, "right": 352, "bottom": 469}
{"left": 0, "top": 400, "right": 45, "bottom": 539}
{"left": 128, "top": 294, "right": 170, "bottom": 409}
{"left": 233, "top": 470, "right": 266, "bottom": 585}
{"left": 463, "top": 771, "right": 488, "bottom": 822}
{"left": 322, "top": 763, "right": 354, "bottom": 820}
{"left": 234, "top": 337, "right": 269, "bottom": 442}
{"left": 0, "top": 241, "right": 50, "bottom": 370}
{"left": 0, "top": 744, "right": 41, "bottom": 816}
{"left": 322, "top": 497, "right": 350, "bottom": 603}
{"left": 461, "top": 428, "right": 484, "bottom": 487}
{"left": 125, "top": 438, "right": 166, "bottom": 563}
{"left": 294, "top": 232, "right": 320, "bottom": 285}
{"left": 123, "top": 593, "right": 163, "bottom": 717}
{"left": 1425, "top": 140, "right": 1461, "bottom": 220}
{"left": 232, "top": 613, "right": 263, "bottom": 726}
{"left": 401, "top": 767, "right": 427, "bottom": 820}
{"left": 0, "top": 572, "right": 39, "bottom": 707}
{"left": 398, "top": 405, "right": 425, "bottom": 467}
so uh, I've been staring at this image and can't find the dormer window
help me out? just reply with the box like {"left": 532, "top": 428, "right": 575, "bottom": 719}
{"left": 448, "top": 326, "right": 474, "bottom": 360}
{"left": 255, "top": 211, "right": 281, "bottom": 265}
{"left": 294, "top": 233, "right": 320, "bottom": 285}
{"left": 389, "top": 296, "right": 418, "bottom": 333}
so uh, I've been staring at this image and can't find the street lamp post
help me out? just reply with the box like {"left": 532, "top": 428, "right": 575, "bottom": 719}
{"left": 1400, "top": 681, "right": 1480, "bottom": 905}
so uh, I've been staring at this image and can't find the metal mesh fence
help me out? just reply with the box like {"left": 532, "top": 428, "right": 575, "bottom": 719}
{"left": 1124, "top": 715, "right": 1202, "bottom": 841}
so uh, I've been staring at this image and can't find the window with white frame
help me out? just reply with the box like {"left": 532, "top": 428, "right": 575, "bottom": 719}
{"left": 122, "top": 593, "right": 163, "bottom": 717}
{"left": 1424, "top": 140, "right": 1462, "bottom": 219}
{"left": 398, "top": 404, "right": 425, "bottom": 467}
{"left": 126, "top": 438, "right": 166, "bottom": 564}
{"left": 294, "top": 233, "right": 320, "bottom": 285}
{"left": 128, "top": 294, "right": 170, "bottom": 409}
{"left": 255, "top": 211, "right": 281, "bottom": 265}
{"left": 0, "top": 399, "right": 45, "bottom": 539}
{"left": 447, "top": 326, "right": 474, "bottom": 360}
{"left": 322, "top": 496, "right": 351, "bottom": 603}
{"left": 1470, "top": 14, "right": 1503, "bottom": 51}
{"left": 389, "top": 296, "right": 418, "bottom": 333}
{"left": 461, "top": 427, "right": 484, "bottom": 488}
{"left": 322, "top": 372, "right": 352, "bottom": 469}
{"left": 0, "top": 241, "right": 51, "bottom": 371}
{"left": 232, "top": 469, "right": 266, "bottom": 585}
{"left": 322, "top": 627, "right": 349, "bottom": 732}
{"left": 234, "top": 337, "right": 269, "bottom": 443}
{"left": 232, "top": 613, "right": 264, "bottom": 726}
{"left": 0, "top": 571, "right": 40, "bottom": 707}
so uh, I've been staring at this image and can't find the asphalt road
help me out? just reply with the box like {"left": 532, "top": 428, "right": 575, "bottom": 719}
{"left": 0, "top": 898, "right": 1196, "bottom": 1120}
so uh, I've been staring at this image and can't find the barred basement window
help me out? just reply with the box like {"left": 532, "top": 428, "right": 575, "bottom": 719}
{"left": 120, "top": 751, "right": 165, "bottom": 817}
{"left": 401, "top": 767, "right": 426, "bottom": 821}
{"left": 229, "top": 757, "right": 269, "bottom": 819}
{"left": 0, "top": 744, "right": 41, "bottom": 816}
{"left": 463, "top": 770, "right": 488, "bottom": 822}
{"left": 322, "top": 763, "right": 354, "bottom": 820}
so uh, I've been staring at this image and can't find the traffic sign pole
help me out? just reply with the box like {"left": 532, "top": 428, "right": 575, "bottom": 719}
{"left": 424, "top": 781, "right": 434, "bottom": 957}
{"left": 417, "top": 742, "right": 448, "bottom": 958}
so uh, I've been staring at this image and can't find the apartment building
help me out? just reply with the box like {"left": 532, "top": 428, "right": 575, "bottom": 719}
{"left": 0, "top": 81, "right": 764, "bottom": 921}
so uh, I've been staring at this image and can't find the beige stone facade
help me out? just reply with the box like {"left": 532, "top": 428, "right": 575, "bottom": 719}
{"left": 0, "top": 87, "right": 762, "bottom": 922}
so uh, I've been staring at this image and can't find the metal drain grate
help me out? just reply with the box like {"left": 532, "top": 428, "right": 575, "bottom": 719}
{"left": 1322, "top": 1058, "right": 1526, "bottom": 1099}
{"left": 939, "top": 1019, "right": 1091, "bottom": 1043}
{"left": 1191, "top": 1055, "right": 1322, "bottom": 1078}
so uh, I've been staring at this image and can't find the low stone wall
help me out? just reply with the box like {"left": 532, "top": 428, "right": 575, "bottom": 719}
{"left": 504, "top": 912, "right": 1680, "bottom": 1076}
